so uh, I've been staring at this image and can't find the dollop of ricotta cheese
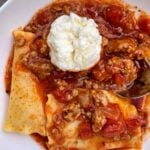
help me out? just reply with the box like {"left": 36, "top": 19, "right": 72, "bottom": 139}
{"left": 47, "top": 13, "right": 102, "bottom": 71}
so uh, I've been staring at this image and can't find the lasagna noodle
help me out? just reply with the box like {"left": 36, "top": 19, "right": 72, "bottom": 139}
{"left": 4, "top": 30, "right": 46, "bottom": 136}
{"left": 45, "top": 91, "right": 142, "bottom": 149}
{"left": 103, "top": 132, "right": 142, "bottom": 149}
{"left": 102, "top": 91, "right": 137, "bottom": 119}
{"left": 46, "top": 95, "right": 106, "bottom": 150}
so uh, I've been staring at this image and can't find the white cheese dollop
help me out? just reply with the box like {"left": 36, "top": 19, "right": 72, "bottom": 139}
{"left": 47, "top": 13, "right": 102, "bottom": 71}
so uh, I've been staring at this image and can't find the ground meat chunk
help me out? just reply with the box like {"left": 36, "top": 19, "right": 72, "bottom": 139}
{"left": 84, "top": 80, "right": 104, "bottom": 89}
{"left": 92, "top": 62, "right": 111, "bottom": 82}
{"left": 55, "top": 79, "right": 69, "bottom": 91}
{"left": 74, "top": 70, "right": 90, "bottom": 78}
{"left": 96, "top": 17, "right": 123, "bottom": 39}
{"left": 15, "top": 34, "right": 26, "bottom": 47}
{"left": 52, "top": 79, "right": 78, "bottom": 103}
{"left": 78, "top": 89, "right": 91, "bottom": 108}
{"left": 21, "top": 51, "right": 53, "bottom": 79}
{"left": 92, "top": 108, "right": 107, "bottom": 133}
{"left": 107, "top": 38, "right": 137, "bottom": 53}
{"left": 30, "top": 38, "right": 50, "bottom": 57}
{"left": 92, "top": 90, "right": 108, "bottom": 106}
{"left": 62, "top": 102, "right": 81, "bottom": 121}
{"left": 51, "top": 127, "right": 62, "bottom": 142}
{"left": 105, "top": 38, "right": 144, "bottom": 59}
{"left": 53, "top": 113, "right": 64, "bottom": 126}
{"left": 51, "top": 2, "right": 81, "bottom": 15}
{"left": 138, "top": 34, "right": 150, "bottom": 62}
{"left": 92, "top": 57, "right": 137, "bottom": 88}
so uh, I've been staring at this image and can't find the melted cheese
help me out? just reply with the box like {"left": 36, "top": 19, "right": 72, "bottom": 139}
{"left": 103, "top": 91, "right": 137, "bottom": 119}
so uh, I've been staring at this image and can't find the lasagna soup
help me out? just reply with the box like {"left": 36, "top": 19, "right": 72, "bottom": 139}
{"left": 4, "top": 0, "right": 150, "bottom": 149}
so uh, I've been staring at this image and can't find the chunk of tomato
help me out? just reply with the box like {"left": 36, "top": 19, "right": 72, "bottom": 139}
{"left": 100, "top": 104, "right": 121, "bottom": 120}
{"left": 126, "top": 115, "right": 147, "bottom": 133}
{"left": 101, "top": 118, "right": 126, "bottom": 138}
{"left": 139, "top": 17, "right": 150, "bottom": 35}
{"left": 79, "top": 122, "right": 93, "bottom": 139}
{"left": 52, "top": 89, "right": 70, "bottom": 103}
{"left": 103, "top": 5, "right": 125, "bottom": 27}
{"left": 114, "top": 74, "right": 125, "bottom": 85}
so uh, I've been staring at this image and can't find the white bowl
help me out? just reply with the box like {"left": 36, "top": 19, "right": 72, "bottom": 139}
{"left": 0, "top": 0, "right": 150, "bottom": 149}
